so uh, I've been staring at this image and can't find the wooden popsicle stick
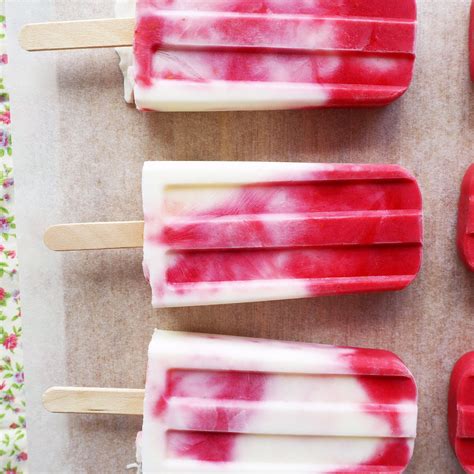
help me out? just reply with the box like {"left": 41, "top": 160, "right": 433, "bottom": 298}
{"left": 19, "top": 18, "right": 134, "bottom": 51}
{"left": 43, "top": 387, "right": 144, "bottom": 415}
{"left": 44, "top": 221, "right": 144, "bottom": 251}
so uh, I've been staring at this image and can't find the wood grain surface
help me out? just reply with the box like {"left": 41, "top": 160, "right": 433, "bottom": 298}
{"left": 7, "top": 0, "right": 474, "bottom": 473}
{"left": 43, "top": 387, "right": 144, "bottom": 415}
{"left": 19, "top": 18, "right": 134, "bottom": 51}
{"left": 44, "top": 221, "right": 144, "bottom": 250}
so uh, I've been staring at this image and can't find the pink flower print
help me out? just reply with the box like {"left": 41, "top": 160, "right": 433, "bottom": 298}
{"left": 0, "top": 216, "right": 10, "bottom": 232}
{"left": 0, "top": 244, "right": 4, "bottom": 251}
{"left": 4, "top": 394, "right": 14, "bottom": 402}
{"left": 3, "top": 333, "right": 17, "bottom": 350}
{"left": 15, "top": 371, "right": 24, "bottom": 383}
{"left": 0, "top": 381, "right": 5, "bottom": 390}
{"left": 9, "top": 422, "right": 18, "bottom": 429}
{"left": 6, "top": 470, "right": 17, "bottom": 474}
{"left": 3, "top": 177, "right": 13, "bottom": 188}
{"left": 3, "top": 193, "right": 10, "bottom": 201}
{"left": 17, "top": 452, "right": 28, "bottom": 462}
{"left": 0, "top": 287, "right": 5, "bottom": 300}
{"left": 6, "top": 250, "right": 15, "bottom": 259}
{"left": 0, "top": 54, "right": 8, "bottom": 65}
{"left": 0, "top": 110, "right": 11, "bottom": 124}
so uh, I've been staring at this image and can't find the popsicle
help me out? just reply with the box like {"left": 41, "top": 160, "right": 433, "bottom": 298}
{"left": 457, "top": 164, "right": 474, "bottom": 271}
{"left": 143, "top": 161, "right": 423, "bottom": 307}
{"left": 449, "top": 352, "right": 474, "bottom": 473}
{"left": 43, "top": 161, "right": 423, "bottom": 308}
{"left": 19, "top": 0, "right": 418, "bottom": 111}
{"left": 42, "top": 330, "right": 419, "bottom": 473}
{"left": 144, "top": 330, "right": 419, "bottom": 472}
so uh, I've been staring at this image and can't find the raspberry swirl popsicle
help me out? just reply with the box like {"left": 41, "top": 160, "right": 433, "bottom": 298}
{"left": 127, "top": 0, "right": 417, "bottom": 111}
{"left": 449, "top": 352, "right": 474, "bottom": 473}
{"left": 457, "top": 164, "right": 474, "bottom": 271}
{"left": 139, "top": 330, "right": 418, "bottom": 473}
{"left": 142, "top": 161, "right": 423, "bottom": 308}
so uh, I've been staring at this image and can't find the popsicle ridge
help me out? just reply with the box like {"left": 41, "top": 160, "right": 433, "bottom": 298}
{"left": 142, "top": 161, "right": 423, "bottom": 307}
{"left": 132, "top": 0, "right": 417, "bottom": 110}
{"left": 140, "top": 331, "right": 417, "bottom": 473}
{"left": 457, "top": 164, "right": 474, "bottom": 271}
{"left": 449, "top": 352, "right": 474, "bottom": 473}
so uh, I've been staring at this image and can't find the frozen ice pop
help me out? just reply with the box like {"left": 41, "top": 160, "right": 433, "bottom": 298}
{"left": 20, "top": 1, "right": 417, "bottom": 111}
{"left": 457, "top": 164, "right": 474, "bottom": 271}
{"left": 142, "top": 161, "right": 423, "bottom": 308}
{"left": 122, "top": 0, "right": 417, "bottom": 111}
{"left": 140, "top": 330, "right": 418, "bottom": 473}
{"left": 449, "top": 352, "right": 474, "bottom": 473}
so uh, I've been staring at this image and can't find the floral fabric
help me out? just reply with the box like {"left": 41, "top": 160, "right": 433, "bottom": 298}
{"left": 0, "top": 6, "right": 27, "bottom": 474}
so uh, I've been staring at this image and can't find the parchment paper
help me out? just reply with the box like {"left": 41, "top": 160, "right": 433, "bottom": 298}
{"left": 6, "top": 0, "right": 474, "bottom": 472}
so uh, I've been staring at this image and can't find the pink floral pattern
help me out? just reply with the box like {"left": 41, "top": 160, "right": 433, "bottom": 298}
{"left": 0, "top": 7, "right": 27, "bottom": 473}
